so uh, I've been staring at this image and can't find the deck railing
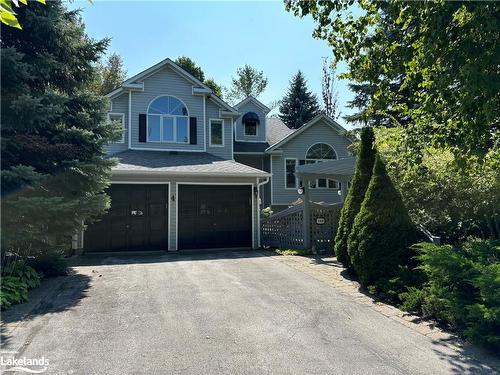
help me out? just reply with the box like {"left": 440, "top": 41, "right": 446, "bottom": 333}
{"left": 261, "top": 202, "right": 342, "bottom": 250}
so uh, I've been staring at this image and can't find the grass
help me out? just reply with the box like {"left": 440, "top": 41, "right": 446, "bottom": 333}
{"left": 275, "top": 248, "right": 313, "bottom": 256}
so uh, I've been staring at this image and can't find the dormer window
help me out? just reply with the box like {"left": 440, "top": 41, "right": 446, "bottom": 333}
{"left": 242, "top": 112, "right": 259, "bottom": 136}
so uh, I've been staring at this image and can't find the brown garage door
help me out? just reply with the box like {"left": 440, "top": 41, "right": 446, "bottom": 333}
{"left": 178, "top": 185, "right": 252, "bottom": 250}
{"left": 84, "top": 184, "right": 168, "bottom": 252}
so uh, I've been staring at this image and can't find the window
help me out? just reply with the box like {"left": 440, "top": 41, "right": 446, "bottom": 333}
{"left": 305, "top": 143, "right": 338, "bottom": 189}
{"left": 285, "top": 159, "right": 297, "bottom": 189}
{"left": 108, "top": 113, "right": 125, "bottom": 143}
{"left": 210, "top": 119, "right": 224, "bottom": 146}
{"left": 242, "top": 112, "right": 259, "bottom": 136}
{"left": 244, "top": 122, "right": 257, "bottom": 136}
{"left": 147, "top": 96, "right": 189, "bottom": 143}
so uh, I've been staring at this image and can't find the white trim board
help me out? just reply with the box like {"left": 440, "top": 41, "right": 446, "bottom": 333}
{"left": 208, "top": 118, "right": 225, "bottom": 147}
{"left": 266, "top": 114, "right": 348, "bottom": 152}
{"left": 107, "top": 112, "right": 126, "bottom": 143}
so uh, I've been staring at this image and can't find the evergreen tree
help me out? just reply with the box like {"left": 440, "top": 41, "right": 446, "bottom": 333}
{"left": 1, "top": 1, "right": 119, "bottom": 259}
{"left": 334, "top": 127, "right": 376, "bottom": 267}
{"left": 279, "top": 71, "right": 320, "bottom": 129}
{"left": 347, "top": 155, "right": 418, "bottom": 286}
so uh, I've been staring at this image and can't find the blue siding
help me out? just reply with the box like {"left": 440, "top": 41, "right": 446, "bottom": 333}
{"left": 270, "top": 119, "right": 352, "bottom": 206}
{"left": 205, "top": 99, "right": 233, "bottom": 160}
{"left": 130, "top": 67, "right": 205, "bottom": 151}
{"left": 234, "top": 101, "right": 267, "bottom": 143}
{"left": 104, "top": 93, "right": 129, "bottom": 155}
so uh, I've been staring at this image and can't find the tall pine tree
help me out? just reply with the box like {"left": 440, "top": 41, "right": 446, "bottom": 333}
{"left": 279, "top": 71, "right": 320, "bottom": 129}
{"left": 334, "top": 127, "right": 376, "bottom": 267}
{"left": 1, "top": 1, "right": 120, "bottom": 259}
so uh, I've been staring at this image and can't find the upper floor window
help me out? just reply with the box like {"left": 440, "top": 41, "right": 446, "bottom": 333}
{"left": 108, "top": 113, "right": 125, "bottom": 143}
{"left": 147, "top": 96, "right": 189, "bottom": 143}
{"left": 305, "top": 143, "right": 338, "bottom": 189}
{"left": 209, "top": 119, "right": 224, "bottom": 147}
{"left": 242, "top": 112, "right": 259, "bottom": 136}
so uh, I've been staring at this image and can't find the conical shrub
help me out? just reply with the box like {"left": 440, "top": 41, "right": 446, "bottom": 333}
{"left": 347, "top": 154, "right": 417, "bottom": 286}
{"left": 334, "top": 127, "right": 376, "bottom": 267}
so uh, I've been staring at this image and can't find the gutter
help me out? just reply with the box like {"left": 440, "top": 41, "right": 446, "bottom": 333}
{"left": 112, "top": 170, "right": 271, "bottom": 178}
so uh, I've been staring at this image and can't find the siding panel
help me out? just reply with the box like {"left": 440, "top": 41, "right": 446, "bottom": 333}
{"left": 105, "top": 93, "right": 129, "bottom": 154}
{"left": 234, "top": 101, "right": 267, "bottom": 143}
{"left": 130, "top": 67, "right": 205, "bottom": 151}
{"left": 205, "top": 99, "right": 233, "bottom": 159}
{"left": 271, "top": 119, "right": 352, "bottom": 205}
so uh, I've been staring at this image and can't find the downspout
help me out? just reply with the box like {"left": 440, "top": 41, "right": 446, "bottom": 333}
{"left": 256, "top": 177, "right": 270, "bottom": 248}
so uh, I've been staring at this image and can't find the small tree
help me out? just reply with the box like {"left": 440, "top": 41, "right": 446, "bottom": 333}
{"left": 91, "top": 53, "right": 127, "bottom": 95}
{"left": 321, "top": 57, "right": 340, "bottom": 120}
{"left": 226, "top": 64, "right": 267, "bottom": 103}
{"left": 347, "top": 154, "right": 417, "bottom": 286}
{"left": 334, "top": 127, "right": 376, "bottom": 267}
{"left": 174, "top": 56, "right": 205, "bottom": 82}
{"left": 279, "top": 71, "right": 320, "bottom": 129}
{"left": 204, "top": 77, "right": 223, "bottom": 98}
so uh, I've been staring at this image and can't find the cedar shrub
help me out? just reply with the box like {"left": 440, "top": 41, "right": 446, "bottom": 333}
{"left": 348, "top": 154, "right": 417, "bottom": 286}
{"left": 334, "top": 127, "right": 376, "bottom": 267}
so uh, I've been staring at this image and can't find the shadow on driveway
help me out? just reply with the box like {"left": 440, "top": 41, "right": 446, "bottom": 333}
{"left": 68, "top": 249, "right": 268, "bottom": 267}
{"left": 1, "top": 273, "right": 91, "bottom": 348}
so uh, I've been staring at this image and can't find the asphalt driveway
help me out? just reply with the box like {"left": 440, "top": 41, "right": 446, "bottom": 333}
{"left": 1, "top": 251, "right": 495, "bottom": 374}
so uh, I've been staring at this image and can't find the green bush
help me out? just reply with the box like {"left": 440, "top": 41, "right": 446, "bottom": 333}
{"left": 334, "top": 127, "right": 376, "bottom": 267}
{"left": 27, "top": 253, "right": 68, "bottom": 278}
{"left": 0, "top": 276, "right": 29, "bottom": 309}
{"left": 348, "top": 154, "right": 418, "bottom": 286}
{"left": 400, "top": 239, "right": 500, "bottom": 350}
{"left": 275, "top": 248, "right": 312, "bottom": 256}
{"left": 0, "top": 261, "right": 41, "bottom": 310}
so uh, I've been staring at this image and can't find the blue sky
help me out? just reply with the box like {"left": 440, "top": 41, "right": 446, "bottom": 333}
{"left": 69, "top": 1, "right": 355, "bottom": 128}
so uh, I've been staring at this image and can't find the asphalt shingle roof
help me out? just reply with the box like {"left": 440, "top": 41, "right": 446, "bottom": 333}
{"left": 112, "top": 150, "right": 269, "bottom": 176}
{"left": 295, "top": 157, "right": 356, "bottom": 179}
{"left": 266, "top": 117, "right": 295, "bottom": 146}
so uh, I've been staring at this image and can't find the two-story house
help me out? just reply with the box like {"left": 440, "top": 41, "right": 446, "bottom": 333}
{"left": 80, "top": 58, "right": 352, "bottom": 253}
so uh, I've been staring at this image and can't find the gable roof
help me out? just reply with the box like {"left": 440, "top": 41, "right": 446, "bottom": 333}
{"left": 266, "top": 117, "right": 295, "bottom": 145}
{"left": 265, "top": 114, "right": 348, "bottom": 152}
{"left": 107, "top": 57, "right": 238, "bottom": 115}
{"left": 234, "top": 96, "right": 270, "bottom": 114}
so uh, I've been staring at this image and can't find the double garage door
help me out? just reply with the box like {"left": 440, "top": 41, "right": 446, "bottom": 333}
{"left": 84, "top": 184, "right": 252, "bottom": 252}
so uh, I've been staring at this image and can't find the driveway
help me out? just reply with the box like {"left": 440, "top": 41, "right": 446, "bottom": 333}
{"left": 1, "top": 251, "right": 495, "bottom": 374}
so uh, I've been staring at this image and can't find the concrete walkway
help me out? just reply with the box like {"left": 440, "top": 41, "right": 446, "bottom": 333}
{"left": 1, "top": 251, "right": 496, "bottom": 374}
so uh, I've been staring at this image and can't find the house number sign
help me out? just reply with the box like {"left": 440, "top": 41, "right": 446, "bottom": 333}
{"left": 316, "top": 218, "right": 326, "bottom": 225}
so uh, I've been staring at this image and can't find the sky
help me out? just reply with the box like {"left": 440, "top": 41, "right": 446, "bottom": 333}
{"left": 68, "top": 1, "right": 355, "bottom": 128}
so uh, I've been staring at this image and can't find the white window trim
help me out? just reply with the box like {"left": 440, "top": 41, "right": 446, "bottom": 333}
{"left": 147, "top": 114, "right": 190, "bottom": 144}
{"left": 284, "top": 158, "right": 298, "bottom": 190}
{"left": 209, "top": 118, "right": 224, "bottom": 147}
{"left": 107, "top": 112, "right": 125, "bottom": 143}
{"left": 244, "top": 121, "right": 259, "bottom": 137}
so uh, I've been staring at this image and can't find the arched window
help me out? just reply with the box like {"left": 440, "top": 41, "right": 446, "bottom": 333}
{"left": 305, "top": 143, "right": 339, "bottom": 189}
{"left": 242, "top": 112, "right": 259, "bottom": 136}
{"left": 306, "top": 143, "right": 336, "bottom": 161}
{"left": 147, "top": 96, "right": 189, "bottom": 143}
